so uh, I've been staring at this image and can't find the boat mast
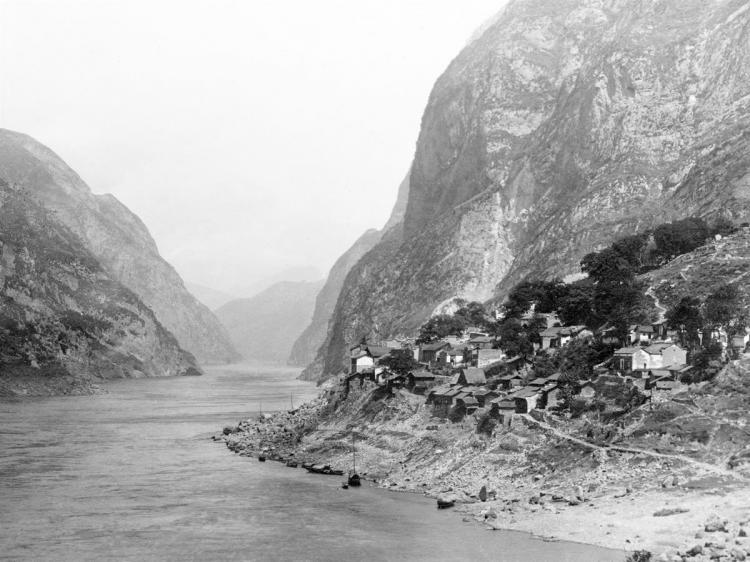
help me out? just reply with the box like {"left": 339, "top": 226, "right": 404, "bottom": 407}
{"left": 352, "top": 433, "right": 356, "bottom": 474}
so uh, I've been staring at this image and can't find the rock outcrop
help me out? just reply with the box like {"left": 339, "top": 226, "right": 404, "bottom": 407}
{"left": 0, "top": 129, "right": 238, "bottom": 364}
{"left": 0, "top": 182, "right": 199, "bottom": 397}
{"left": 216, "top": 280, "right": 324, "bottom": 363}
{"left": 312, "top": 0, "right": 750, "bottom": 379}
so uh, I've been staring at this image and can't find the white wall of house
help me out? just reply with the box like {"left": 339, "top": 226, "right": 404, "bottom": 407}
{"left": 355, "top": 356, "right": 374, "bottom": 372}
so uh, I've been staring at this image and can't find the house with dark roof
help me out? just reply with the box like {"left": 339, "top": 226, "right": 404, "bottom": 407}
{"left": 456, "top": 367, "right": 487, "bottom": 386}
{"left": 512, "top": 387, "right": 541, "bottom": 413}
{"left": 418, "top": 341, "right": 451, "bottom": 364}
{"left": 349, "top": 343, "right": 393, "bottom": 374}
{"left": 628, "top": 324, "right": 656, "bottom": 345}
{"left": 497, "top": 372, "right": 524, "bottom": 390}
{"left": 541, "top": 325, "right": 587, "bottom": 350}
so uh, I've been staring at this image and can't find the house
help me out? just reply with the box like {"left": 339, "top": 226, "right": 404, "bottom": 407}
{"left": 475, "top": 348, "right": 505, "bottom": 368}
{"left": 430, "top": 386, "right": 463, "bottom": 417}
{"left": 612, "top": 347, "right": 650, "bottom": 372}
{"left": 497, "top": 372, "right": 524, "bottom": 390}
{"left": 467, "top": 335, "right": 495, "bottom": 350}
{"left": 406, "top": 370, "right": 436, "bottom": 393}
{"left": 541, "top": 325, "right": 587, "bottom": 350}
{"left": 597, "top": 324, "right": 621, "bottom": 346}
{"left": 438, "top": 347, "right": 467, "bottom": 366}
{"left": 512, "top": 387, "right": 541, "bottom": 413}
{"left": 456, "top": 367, "right": 487, "bottom": 386}
{"left": 629, "top": 325, "right": 656, "bottom": 345}
{"left": 647, "top": 343, "right": 687, "bottom": 368}
{"left": 473, "top": 388, "right": 500, "bottom": 407}
{"left": 731, "top": 332, "right": 750, "bottom": 351}
{"left": 700, "top": 326, "right": 728, "bottom": 348}
{"left": 489, "top": 398, "right": 516, "bottom": 425}
{"left": 541, "top": 383, "right": 562, "bottom": 410}
{"left": 426, "top": 383, "right": 453, "bottom": 404}
{"left": 444, "top": 334, "right": 469, "bottom": 347}
{"left": 419, "top": 341, "right": 451, "bottom": 364}
{"left": 349, "top": 343, "right": 393, "bottom": 374}
{"left": 455, "top": 394, "right": 479, "bottom": 415}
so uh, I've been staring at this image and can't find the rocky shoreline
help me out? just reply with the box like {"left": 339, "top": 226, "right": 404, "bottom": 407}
{"left": 216, "top": 383, "right": 750, "bottom": 561}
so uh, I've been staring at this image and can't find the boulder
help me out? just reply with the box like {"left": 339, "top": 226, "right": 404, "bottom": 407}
{"left": 705, "top": 516, "right": 729, "bottom": 533}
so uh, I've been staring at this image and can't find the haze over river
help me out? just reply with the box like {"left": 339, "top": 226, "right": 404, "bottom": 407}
{"left": 0, "top": 364, "right": 623, "bottom": 561}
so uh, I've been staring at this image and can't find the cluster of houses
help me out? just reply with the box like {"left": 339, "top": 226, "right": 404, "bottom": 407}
{"left": 344, "top": 313, "right": 749, "bottom": 424}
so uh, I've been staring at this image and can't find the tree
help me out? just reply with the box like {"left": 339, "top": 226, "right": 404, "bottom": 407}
{"left": 666, "top": 296, "right": 703, "bottom": 346}
{"left": 652, "top": 218, "right": 709, "bottom": 262}
{"left": 581, "top": 247, "right": 636, "bottom": 285}
{"left": 416, "top": 314, "right": 467, "bottom": 344}
{"left": 557, "top": 337, "right": 604, "bottom": 384}
{"left": 454, "top": 301, "right": 489, "bottom": 329}
{"left": 496, "top": 318, "right": 534, "bottom": 357}
{"left": 379, "top": 349, "right": 419, "bottom": 376}
{"left": 704, "top": 283, "right": 740, "bottom": 331}
{"left": 711, "top": 216, "right": 736, "bottom": 237}
{"left": 556, "top": 282, "right": 594, "bottom": 326}
{"left": 503, "top": 280, "right": 542, "bottom": 318}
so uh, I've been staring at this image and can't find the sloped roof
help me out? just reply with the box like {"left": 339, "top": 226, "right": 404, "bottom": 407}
{"left": 368, "top": 346, "right": 393, "bottom": 358}
{"left": 528, "top": 377, "right": 548, "bottom": 386}
{"left": 644, "top": 343, "right": 676, "bottom": 355}
{"left": 410, "top": 370, "right": 435, "bottom": 380}
{"left": 468, "top": 336, "right": 494, "bottom": 344}
{"left": 614, "top": 347, "right": 642, "bottom": 355}
{"left": 459, "top": 396, "right": 479, "bottom": 406}
{"left": 462, "top": 367, "right": 487, "bottom": 385}
{"left": 420, "top": 341, "right": 450, "bottom": 351}
{"left": 512, "top": 387, "right": 540, "bottom": 399}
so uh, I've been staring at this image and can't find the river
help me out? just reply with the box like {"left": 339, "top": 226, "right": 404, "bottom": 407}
{"left": 0, "top": 364, "right": 624, "bottom": 561}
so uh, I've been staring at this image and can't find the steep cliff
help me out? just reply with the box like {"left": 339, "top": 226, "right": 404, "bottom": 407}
{"left": 0, "top": 129, "right": 238, "bottom": 364}
{"left": 216, "top": 280, "right": 324, "bottom": 363}
{"left": 0, "top": 182, "right": 199, "bottom": 397}
{"left": 314, "top": 0, "right": 750, "bottom": 379}
{"left": 290, "top": 171, "right": 410, "bottom": 373}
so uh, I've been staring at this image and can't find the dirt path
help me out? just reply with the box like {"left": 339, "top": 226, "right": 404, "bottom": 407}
{"left": 645, "top": 285, "right": 667, "bottom": 323}
{"left": 521, "top": 414, "right": 745, "bottom": 480}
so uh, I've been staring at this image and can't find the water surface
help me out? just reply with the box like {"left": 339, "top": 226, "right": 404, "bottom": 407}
{"left": 0, "top": 364, "right": 623, "bottom": 561}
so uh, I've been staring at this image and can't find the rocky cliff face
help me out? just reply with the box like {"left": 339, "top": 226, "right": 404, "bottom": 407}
{"left": 313, "top": 0, "right": 750, "bottom": 379}
{"left": 216, "top": 280, "right": 324, "bottom": 363}
{"left": 0, "top": 129, "right": 238, "bottom": 364}
{"left": 0, "top": 182, "right": 199, "bottom": 396}
{"left": 290, "top": 172, "right": 410, "bottom": 374}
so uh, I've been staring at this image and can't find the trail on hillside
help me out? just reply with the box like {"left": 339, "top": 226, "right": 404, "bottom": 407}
{"left": 521, "top": 415, "right": 746, "bottom": 480}
{"left": 645, "top": 286, "right": 667, "bottom": 323}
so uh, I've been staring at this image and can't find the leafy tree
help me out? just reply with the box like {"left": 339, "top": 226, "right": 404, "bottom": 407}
{"left": 666, "top": 296, "right": 703, "bottom": 346}
{"left": 503, "top": 280, "right": 542, "bottom": 318}
{"left": 454, "top": 301, "right": 489, "bottom": 329}
{"left": 531, "top": 352, "right": 557, "bottom": 379}
{"left": 652, "top": 218, "right": 709, "bottom": 262}
{"left": 379, "top": 349, "right": 419, "bottom": 376}
{"left": 416, "top": 314, "right": 467, "bottom": 344}
{"left": 525, "top": 313, "right": 549, "bottom": 346}
{"left": 556, "top": 282, "right": 594, "bottom": 326}
{"left": 535, "top": 279, "right": 568, "bottom": 313}
{"left": 704, "top": 283, "right": 740, "bottom": 331}
{"left": 496, "top": 318, "right": 534, "bottom": 357}
{"left": 557, "top": 337, "right": 605, "bottom": 384}
{"left": 581, "top": 247, "right": 636, "bottom": 285}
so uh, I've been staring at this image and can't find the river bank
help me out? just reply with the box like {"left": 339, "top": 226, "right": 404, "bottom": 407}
{"left": 219, "top": 382, "right": 750, "bottom": 561}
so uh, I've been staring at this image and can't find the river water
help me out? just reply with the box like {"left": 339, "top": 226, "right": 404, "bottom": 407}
{"left": 0, "top": 364, "right": 623, "bottom": 561}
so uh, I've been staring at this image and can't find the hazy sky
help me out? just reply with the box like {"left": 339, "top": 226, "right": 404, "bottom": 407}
{"left": 0, "top": 0, "right": 504, "bottom": 294}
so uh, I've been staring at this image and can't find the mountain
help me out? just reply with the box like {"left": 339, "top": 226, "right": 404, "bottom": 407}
{"left": 215, "top": 280, "right": 325, "bottom": 363}
{"left": 289, "top": 171, "right": 410, "bottom": 371}
{"left": 311, "top": 0, "right": 750, "bottom": 380}
{"left": 0, "top": 181, "right": 199, "bottom": 396}
{"left": 0, "top": 129, "right": 238, "bottom": 364}
{"left": 230, "top": 266, "right": 322, "bottom": 299}
{"left": 185, "top": 282, "right": 236, "bottom": 311}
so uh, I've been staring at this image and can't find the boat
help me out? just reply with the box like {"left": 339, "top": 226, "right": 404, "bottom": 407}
{"left": 347, "top": 433, "right": 362, "bottom": 487}
{"left": 258, "top": 455, "right": 266, "bottom": 462}
{"left": 285, "top": 460, "right": 298, "bottom": 468}
{"left": 329, "top": 468, "right": 344, "bottom": 476}
{"left": 306, "top": 464, "right": 331, "bottom": 474}
{"left": 436, "top": 497, "right": 455, "bottom": 509}
{"left": 341, "top": 483, "right": 349, "bottom": 489}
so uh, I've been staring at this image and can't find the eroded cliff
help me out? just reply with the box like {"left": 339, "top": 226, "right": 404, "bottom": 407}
{"left": 0, "top": 129, "right": 238, "bottom": 364}
{"left": 312, "top": 0, "right": 750, "bottom": 379}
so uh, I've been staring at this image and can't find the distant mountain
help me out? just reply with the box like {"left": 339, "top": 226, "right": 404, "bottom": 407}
{"left": 186, "top": 282, "right": 236, "bottom": 311}
{"left": 0, "top": 180, "right": 199, "bottom": 397}
{"left": 216, "top": 280, "right": 325, "bottom": 363}
{"left": 230, "top": 266, "right": 322, "bottom": 299}
{"left": 0, "top": 129, "right": 238, "bottom": 364}
{"left": 289, "top": 171, "right": 410, "bottom": 373}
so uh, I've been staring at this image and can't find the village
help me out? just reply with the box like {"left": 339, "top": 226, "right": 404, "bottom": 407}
{"left": 345, "top": 310, "right": 748, "bottom": 431}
